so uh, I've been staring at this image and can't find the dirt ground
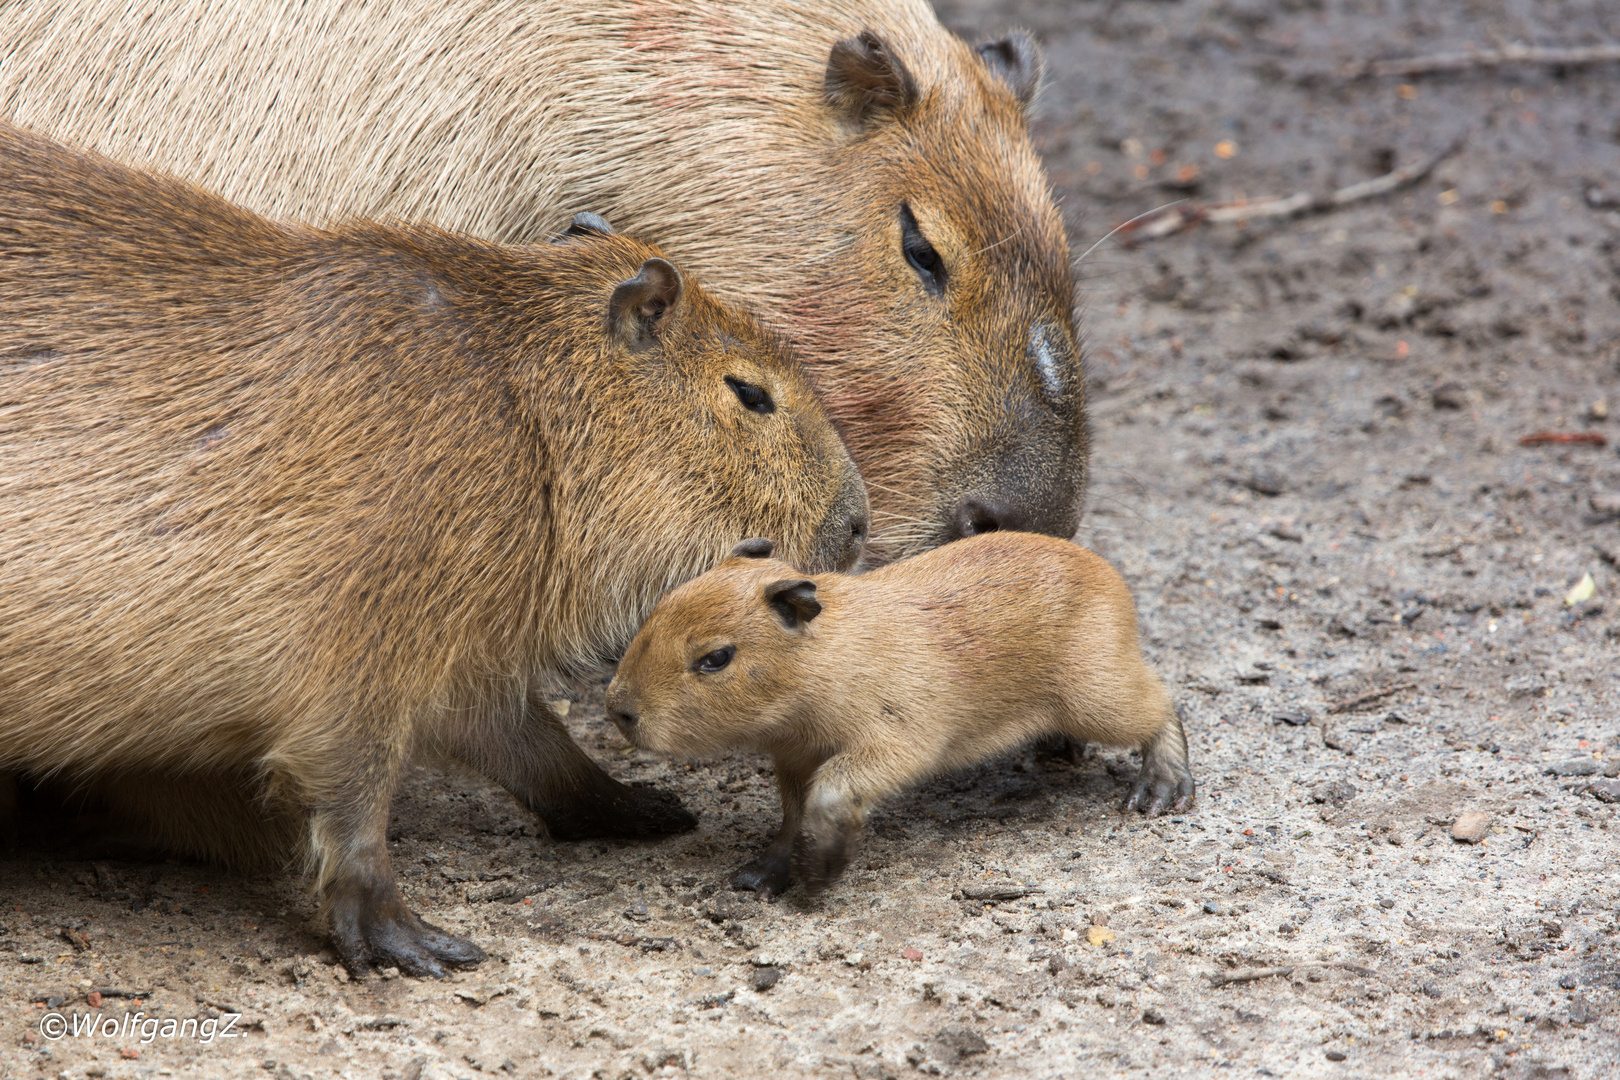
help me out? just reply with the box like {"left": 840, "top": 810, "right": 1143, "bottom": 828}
{"left": 5, "top": 1, "right": 1620, "bottom": 1077}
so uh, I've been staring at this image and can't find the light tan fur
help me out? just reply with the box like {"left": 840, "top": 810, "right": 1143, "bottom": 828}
{"left": 0, "top": 123, "right": 867, "bottom": 973}
{"left": 0, "top": 0, "right": 1088, "bottom": 559}
{"left": 606, "top": 532, "right": 1194, "bottom": 897}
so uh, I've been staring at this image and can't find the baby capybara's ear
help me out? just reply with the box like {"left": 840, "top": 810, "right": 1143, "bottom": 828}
{"left": 608, "top": 257, "right": 682, "bottom": 349}
{"left": 731, "top": 538, "right": 775, "bottom": 559}
{"left": 764, "top": 578, "right": 821, "bottom": 630}
{"left": 974, "top": 32, "right": 1042, "bottom": 107}
{"left": 824, "top": 31, "right": 918, "bottom": 124}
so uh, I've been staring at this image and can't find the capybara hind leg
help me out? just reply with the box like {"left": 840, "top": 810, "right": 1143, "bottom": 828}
{"left": 311, "top": 755, "right": 484, "bottom": 978}
{"left": 731, "top": 755, "right": 810, "bottom": 900}
{"left": 1124, "top": 704, "right": 1195, "bottom": 817}
{"left": 89, "top": 769, "right": 302, "bottom": 869}
{"left": 460, "top": 694, "right": 696, "bottom": 841}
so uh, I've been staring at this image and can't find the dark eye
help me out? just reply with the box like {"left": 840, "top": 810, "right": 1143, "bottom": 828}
{"left": 725, "top": 376, "right": 775, "bottom": 414}
{"left": 694, "top": 645, "right": 736, "bottom": 674}
{"left": 900, "top": 203, "right": 946, "bottom": 296}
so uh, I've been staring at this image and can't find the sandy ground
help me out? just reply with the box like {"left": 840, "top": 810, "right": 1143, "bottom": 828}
{"left": 5, "top": 1, "right": 1620, "bottom": 1077}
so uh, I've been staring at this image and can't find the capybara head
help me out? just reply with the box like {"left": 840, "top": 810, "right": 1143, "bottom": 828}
{"left": 804, "top": 26, "right": 1088, "bottom": 559}
{"left": 607, "top": 538, "right": 818, "bottom": 753}
{"left": 526, "top": 221, "right": 870, "bottom": 594}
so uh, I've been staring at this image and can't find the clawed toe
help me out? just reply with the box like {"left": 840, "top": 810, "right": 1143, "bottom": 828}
{"left": 730, "top": 853, "right": 793, "bottom": 899}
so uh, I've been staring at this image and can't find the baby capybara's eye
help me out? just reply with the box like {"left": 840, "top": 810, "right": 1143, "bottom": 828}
{"left": 724, "top": 376, "right": 775, "bottom": 415}
{"left": 694, "top": 645, "right": 736, "bottom": 673}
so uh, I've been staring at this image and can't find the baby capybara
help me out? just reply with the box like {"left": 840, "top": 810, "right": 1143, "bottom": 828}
{"left": 607, "top": 533, "right": 1193, "bottom": 898}
{"left": 0, "top": 124, "right": 867, "bottom": 975}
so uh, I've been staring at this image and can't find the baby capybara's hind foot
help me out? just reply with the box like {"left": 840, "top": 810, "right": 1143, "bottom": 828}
{"left": 1123, "top": 708, "right": 1196, "bottom": 817}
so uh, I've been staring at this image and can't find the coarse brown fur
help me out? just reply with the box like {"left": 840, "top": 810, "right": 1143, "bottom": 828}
{"left": 0, "top": 124, "right": 868, "bottom": 974}
{"left": 606, "top": 533, "right": 1194, "bottom": 898}
{"left": 0, "top": 0, "right": 1088, "bottom": 560}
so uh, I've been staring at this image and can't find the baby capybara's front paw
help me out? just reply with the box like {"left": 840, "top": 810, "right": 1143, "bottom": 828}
{"left": 792, "top": 823, "right": 858, "bottom": 895}
{"left": 731, "top": 850, "right": 794, "bottom": 899}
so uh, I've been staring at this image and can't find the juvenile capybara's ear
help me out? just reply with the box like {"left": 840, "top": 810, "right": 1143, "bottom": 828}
{"left": 764, "top": 578, "right": 821, "bottom": 630}
{"left": 731, "top": 538, "right": 775, "bottom": 559}
{"left": 608, "top": 258, "right": 682, "bottom": 349}
{"left": 975, "top": 32, "right": 1042, "bottom": 107}
{"left": 563, "top": 211, "right": 615, "bottom": 238}
{"left": 824, "top": 31, "right": 919, "bottom": 124}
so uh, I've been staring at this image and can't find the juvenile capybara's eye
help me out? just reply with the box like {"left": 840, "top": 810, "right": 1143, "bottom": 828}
{"left": 899, "top": 203, "right": 946, "bottom": 296}
{"left": 724, "top": 376, "right": 775, "bottom": 415}
{"left": 693, "top": 645, "right": 736, "bottom": 673}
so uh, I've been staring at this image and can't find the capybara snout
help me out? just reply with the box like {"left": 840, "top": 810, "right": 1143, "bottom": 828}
{"left": 0, "top": 124, "right": 866, "bottom": 974}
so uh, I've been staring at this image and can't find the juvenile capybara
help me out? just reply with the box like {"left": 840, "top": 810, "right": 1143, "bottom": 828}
{"left": 0, "top": 0, "right": 1087, "bottom": 560}
{"left": 0, "top": 124, "right": 868, "bottom": 974}
{"left": 606, "top": 533, "right": 1194, "bottom": 898}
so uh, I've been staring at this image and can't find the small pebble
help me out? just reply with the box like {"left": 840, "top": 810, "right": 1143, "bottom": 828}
{"left": 1325, "top": 1049, "right": 1347, "bottom": 1062}
{"left": 751, "top": 966, "right": 781, "bottom": 992}
{"left": 1311, "top": 780, "right": 1358, "bottom": 807}
{"left": 902, "top": 947, "right": 923, "bottom": 962}
{"left": 1450, "top": 811, "right": 1491, "bottom": 844}
{"left": 1379, "top": 898, "right": 1396, "bottom": 909}
{"left": 1203, "top": 901, "right": 1224, "bottom": 915}
{"left": 1559, "top": 975, "right": 1578, "bottom": 990}
{"left": 1142, "top": 1008, "right": 1166, "bottom": 1026}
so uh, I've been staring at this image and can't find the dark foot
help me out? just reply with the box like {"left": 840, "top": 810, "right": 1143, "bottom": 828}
{"left": 1034, "top": 734, "right": 1087, "bottom": 765}
{"left": 1124, "top": 768, "right": 1195, "bottom": 817}
{"left": 329, "top": 888, "right": 486, "bottom": 979}
{"left": 730, "top": 851, "right": 793, "bottom": 899}
{"left": 792, "top": 826, "right": 856, "bottom": 896}
{"left": 1124, "top": 706, "right": 1196, "bottom": 817}
{"left": 536, "top": 779, "right": 697, "bottom": 841}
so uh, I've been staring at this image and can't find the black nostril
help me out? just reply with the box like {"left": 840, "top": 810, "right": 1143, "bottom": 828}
{"left": 611, "top": 709, "right": 638, "bottom": 728}
{"left": 950, "top": 497, "right": 1032, "bottom": 540}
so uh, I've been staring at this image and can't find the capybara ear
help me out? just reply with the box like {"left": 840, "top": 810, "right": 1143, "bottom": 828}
{"left": 764, "top": 578, "right": 822, "bottom": 630}
{"left": 731, "top": 537, "right": 775, "bottom": 559}
{"left": 975, "top": 32, "right": 1042, "bottom": 107}
{"left": 608, "top": 258, "right": 683, "bottom": 349}
{"left": 824, "top": 31, "right": 919, "bottom": 124}
{"left": 563, "top": 211, "right": 616, "bottom": 238}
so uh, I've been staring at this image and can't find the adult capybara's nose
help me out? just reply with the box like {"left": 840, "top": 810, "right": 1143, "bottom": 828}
{"left": 948, "top": 496, "right": 1024, "bottom": 539}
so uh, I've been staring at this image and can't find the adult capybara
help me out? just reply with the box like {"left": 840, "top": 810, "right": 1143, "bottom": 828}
{"left": 0, "top": 0, "right": 1087, "bottom": 561}
{"left": 0, "top": 123, "right": 867, "bottom": 975}
{"left": 606, "top": 533, "right": 1194, "bottom": 898}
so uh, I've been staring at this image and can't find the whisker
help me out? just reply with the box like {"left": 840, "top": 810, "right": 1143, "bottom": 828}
{"left": 1074, "top": 200, "right": 1187, "bottom": 266}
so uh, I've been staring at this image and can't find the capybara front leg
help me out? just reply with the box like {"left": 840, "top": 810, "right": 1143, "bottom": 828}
{"left": 793, "top": 746, "right": 921, "bottom": 895}
{"left": 467, "top": 690, "right": 696, "bottom": 841}
{"left": 311, "top": 753, "right": 485, "bottom": 978}
{"left": 1124, "top": 704, "right": 1196, "bottom": 817}
{"left": 730, "top": 755, "right": 810, "bottom": 900}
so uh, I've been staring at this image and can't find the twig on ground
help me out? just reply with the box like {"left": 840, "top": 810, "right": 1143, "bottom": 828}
{"left": 1326, "top": 682, "right": 1418, "bottom": 715}
{"left": 1116, "top": 139, "right": 1463, "bottom": 244}
{"left": 1209, "top": 961, "right": 1377, "bottom": 987}
{"left": 1519, "top": 431, "right": 1608, "bottom": 447}
{"left": 1342, "top": 43, "right": 1620, "bottom": 80}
